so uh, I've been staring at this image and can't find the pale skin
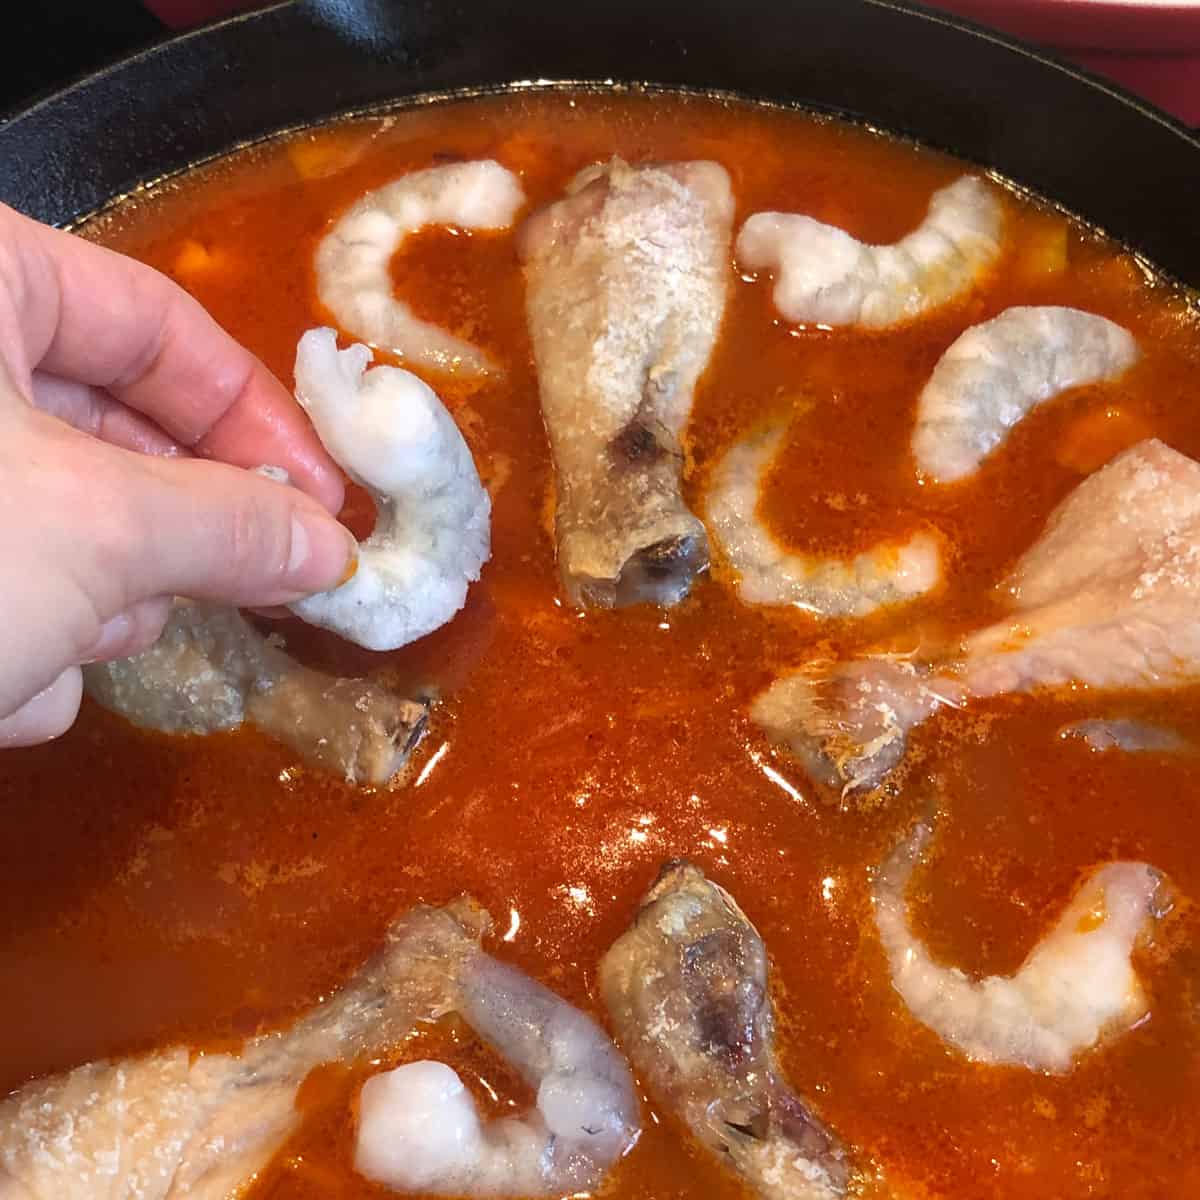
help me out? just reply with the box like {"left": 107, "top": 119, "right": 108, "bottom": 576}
{"left": 0, "top": 204, "right": 354, "bottom": 747}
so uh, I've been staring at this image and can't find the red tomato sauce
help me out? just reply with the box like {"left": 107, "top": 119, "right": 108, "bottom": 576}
{"left": 1, "top": 89, "right": 1198, "bottom": 1198}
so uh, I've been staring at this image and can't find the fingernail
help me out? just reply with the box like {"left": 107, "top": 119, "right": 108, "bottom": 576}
{"left": 337, "top": 550, "right": 360, "bottom": 588}
{"left": 288, "top": 512, "right": 357, "bottom": 593}
{"left": 81, "top": 613, "right": 132, "bottom": 664}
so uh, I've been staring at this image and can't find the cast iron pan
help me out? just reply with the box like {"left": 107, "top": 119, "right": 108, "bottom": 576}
{"left": 0, "top": 0, "right": 1197, "bottom": 283}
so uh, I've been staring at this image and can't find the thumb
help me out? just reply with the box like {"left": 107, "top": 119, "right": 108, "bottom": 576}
{"left": 106, "top": 448, "right": 356, "bottom": 610}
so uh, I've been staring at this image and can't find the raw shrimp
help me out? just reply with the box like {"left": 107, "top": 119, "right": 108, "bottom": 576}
{"left": 912, "top": 306, "right": 1138, "bottom": 482}
{"left": 873, "top": 824, "right": 1171, "bottom": 1072}
{"left": 600, "top": 862, "right": 851, "bottom": 1200}
{"left": 287, "top": 327, "right": 491, "bottom": 651}
{"left": 705, "top": 425, "right": 941, "bottom": 616}
{"left": 736, "top": 175, "right": 1002, "bottom": 328}
{"left": 315, "top": 159, "right": 524, "bottom": 374}
{"left": 84, "top": 600, "right": 427, "bottom": 786}
{"left": 520, "top": 158, "right": 733, "bottom": 607}
{"left": 0, "top": 900, "right": 488, "bottom": 1200}
{"left": 355, "top": 952, "right": 639, "bottom": 1195}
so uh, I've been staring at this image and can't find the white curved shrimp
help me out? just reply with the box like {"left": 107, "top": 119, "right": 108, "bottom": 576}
{"left": 705, "top": 425, "right": 941, "bottom": 616}
{"left": 913, "top": 306, "right": 1138, "bottom": 482}
{"left": 286, "top": 327, "right": 490, "bottom": 651}
{"left": 315, "top": 159, "right": 525, "bottom": 374}
{"left": 873, "top": 823, "right": 1171, "bottom": 1073}
{"left": 355, "top": 953, "right": 639, "bottom": 1195}
{"left": 735, "top": 175, "right": 1002, "bottom": 329}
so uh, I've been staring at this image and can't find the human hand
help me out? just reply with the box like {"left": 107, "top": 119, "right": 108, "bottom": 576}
{"left": 0, "top": 204, "right": 353, "bottom": 746}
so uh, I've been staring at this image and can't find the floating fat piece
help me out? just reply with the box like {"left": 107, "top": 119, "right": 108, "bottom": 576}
{"left": 736, "top": 175, "right": 1003, "bottom": 329}
{"left": 1058, "top": 718, "right": 1190, "bottom": 755}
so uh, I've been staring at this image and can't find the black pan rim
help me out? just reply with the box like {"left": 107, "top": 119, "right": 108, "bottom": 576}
{"left": 4, "top": 0, "right": 1199, "bottom": 284}
{"left": 73, "top": 77, "right": 1187, "bottom": 301}
{"left": 6, "top": 0, "right": 1198, "bottom": 148}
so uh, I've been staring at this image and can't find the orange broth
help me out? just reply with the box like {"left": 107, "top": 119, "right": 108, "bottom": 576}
{"left": 2, "top": 89, "right": 1200, "bottom": 1198}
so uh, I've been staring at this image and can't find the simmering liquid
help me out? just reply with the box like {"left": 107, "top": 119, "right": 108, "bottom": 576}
{"left": 2, "top": 90, "right": 1199, "bottom": 1198}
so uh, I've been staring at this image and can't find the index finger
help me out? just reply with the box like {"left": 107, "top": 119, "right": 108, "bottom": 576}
{"left": 0, "top": 204, "right": 344, "bottom": 514}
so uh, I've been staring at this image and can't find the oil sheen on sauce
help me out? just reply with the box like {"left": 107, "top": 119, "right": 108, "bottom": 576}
{"left": 1, "top": 91, "right": 1199, "bottom": 1199}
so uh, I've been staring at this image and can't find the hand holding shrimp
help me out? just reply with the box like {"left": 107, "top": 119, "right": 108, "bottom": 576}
{"left": 0, "top": 203, "right": 352, "bottom": 748}
{"left": 286, "top": 328, "right": 491, "bottom": 651}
